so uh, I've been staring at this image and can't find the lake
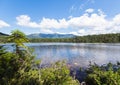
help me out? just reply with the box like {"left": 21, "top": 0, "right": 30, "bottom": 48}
{"left": 26, "top": 43, "right": 120, "bottom": 67}
{"left": 2, "top": 43, "right": 120, "bottom": 67}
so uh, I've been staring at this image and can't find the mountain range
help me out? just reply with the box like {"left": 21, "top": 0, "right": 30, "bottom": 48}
{"left": 0, "top": 32, "right": 76, "bottom": 38}
{"left": 0, "top": 32, "right": 9, "bottom": 36}
{"left": 27, "top": 33, "right": 76, "bottom": 38}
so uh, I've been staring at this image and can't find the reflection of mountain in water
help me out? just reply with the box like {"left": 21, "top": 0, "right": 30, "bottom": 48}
{"left": 29, "top": 43, "right": 120, "bottom": 67}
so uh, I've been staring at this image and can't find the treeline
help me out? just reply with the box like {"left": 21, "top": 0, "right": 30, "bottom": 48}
{"left": 29, "top": 33, "right": 120, "bottom": 43}
{"left": 0, "top": 33, "right": 120, "bottom": 43}
{"left": 0, "top": 36, "right": 8, "bottom": 43}
{"left": 0, "top": 32, "right": 9, "bottom": 43}
{"left": 29, "top": 38, "right": 73, "bottom": 42}
{"left": 75, "top": 33, "right": 120, "bottom": 43}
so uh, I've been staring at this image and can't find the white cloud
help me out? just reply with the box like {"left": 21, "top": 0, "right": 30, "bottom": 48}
{"left": 0, "top": 20, "right": 10, "bottom": 28}
{"left": 16, "top": 15, "right": 39, "bottom": 28}
{"left": 40, "top": 29, "right": 54, "bottom": 34}
{"left": 85, "top": 8, "right": 94, "bottom": 13}
{"left": 78, "top": 29, "right": 86, "bottom": 34}
{"left": 16, "top": 15, "right": 68, "bottom": 29}
{"left": 68, "top": 12, "right": 109, "bottom": 31}
{"left": 69, "top": 32, "right": 79, "bottom": 35}
{"left": 40, "top": 18, "right": 68, "bottom": 29}
{"left": 113, "top": 14, "right": 120, "bottom": 25}
{"left": 16, "top": 9, "right": 120, "bottom": 35}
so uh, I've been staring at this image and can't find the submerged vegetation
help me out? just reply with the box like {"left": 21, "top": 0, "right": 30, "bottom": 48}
{"left": 1, "top": 30, "right": 120, "bottom": 85}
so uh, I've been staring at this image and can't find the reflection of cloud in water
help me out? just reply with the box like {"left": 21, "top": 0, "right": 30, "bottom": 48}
{"left": 93, "top": 51, "right": 108, "bottom": 65}
{"left": 30, "top": 43, "right": 120, "bottom": 67}
{"left": 93, "top": 46, "right": 120, "bottom": 65}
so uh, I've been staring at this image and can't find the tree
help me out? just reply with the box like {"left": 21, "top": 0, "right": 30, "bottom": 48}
{"left": 0, "top": 46, "right": 20, "bottom": 84}
{"left": 8, "top": 30, "right": 29, "bottom": 54}
{"left": 0, "top": 30, "right": 40, "bottom": 84}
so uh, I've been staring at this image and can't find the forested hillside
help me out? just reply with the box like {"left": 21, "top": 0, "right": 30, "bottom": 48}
{"left": 30, "top": 33, "right": 120, "bottom": 43}
{"left": 0, "top": 32, "right": 120, "bottom": 43}
{"left": 28, "top": 33, "right": 75, "bottom": 38}
{"left": 0, "top": 32, "right": 9, "bottom": 36}
{"left": 0, "top": 32, "right": 8, "bottom": 43}
{"left": 74, "top": 33, "right": 120, "bottom": 43}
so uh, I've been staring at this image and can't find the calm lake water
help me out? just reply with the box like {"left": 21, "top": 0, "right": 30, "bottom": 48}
{"left": 2, "top": 43, "right": 120, "bottom": 67}
{"left": 27, "top": 43, "right": 120, "bottom": 67}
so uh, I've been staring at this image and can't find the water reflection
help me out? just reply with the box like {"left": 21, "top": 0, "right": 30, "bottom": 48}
{"left": 28, "top": 43, "right": 120, "bottom": 67}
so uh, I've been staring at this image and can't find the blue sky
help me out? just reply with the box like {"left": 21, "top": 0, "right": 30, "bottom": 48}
{"left": 0, "top": 0, "right": 120, "bottom": 35}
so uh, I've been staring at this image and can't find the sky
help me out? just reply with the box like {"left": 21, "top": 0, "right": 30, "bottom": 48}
{"left": 0, "top": 0, "right": 120, "bottom": 35}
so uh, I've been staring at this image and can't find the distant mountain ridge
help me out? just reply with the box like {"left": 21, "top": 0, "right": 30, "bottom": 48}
{"left": 0, "top": 32, "right": 9, "bottom": 36}
{"left": 27, "top": 33, "right": 76, "bottom": 38}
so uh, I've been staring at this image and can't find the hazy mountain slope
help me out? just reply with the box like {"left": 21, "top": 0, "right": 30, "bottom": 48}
{"left": 28, "top": 33, "right": 76, "bottom": 38}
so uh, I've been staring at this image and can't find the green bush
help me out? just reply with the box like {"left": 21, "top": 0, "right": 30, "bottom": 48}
{"left": 40, "top": 61, "right": 79, "bottom": 85}
{"left": 85, "top": 63, "right": 120, "bottom": 85}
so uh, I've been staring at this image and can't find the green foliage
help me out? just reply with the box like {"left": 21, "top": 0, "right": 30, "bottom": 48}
{"left": 0, "top": 47, "right": 79, "bottom": 85}
{"left": 8, "top": 29, "right": 29, "bottom": 47}
{"left": 74, "top": 33, "right": 120, "bottom": 43}
{"left": 0, "top": 45, "right": 40, "bottom": 85}
{"left": 0, "top": 32, "right": 8, "bottom": 43}
{"left": 29, "top": 33, "right": 120, "bottom": 43}
{"left": 85, "top": 63, "right": 120, "bottom": 85}
{"left": 0, "top": 46, "right": 19, "bottom": 84}
{"left": 0, "top": 30, "right": 41, "bottom": 85}
{"left": 29, "top": 38, "right": 72, "bottom": 43}
{"left": 7, "top": 30, "right": 29, "bottom": 54}
{"left": 40, "top": 61, "right": 79, "bottom": 85}
{"left": 0, "top": 36, "right": 8, "bottom": 43}
{"left": 0, "top": 46, "right": 6, "bottom": 55}
{"left": 0, "top": 30, "right": 80, "bottom": 85}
